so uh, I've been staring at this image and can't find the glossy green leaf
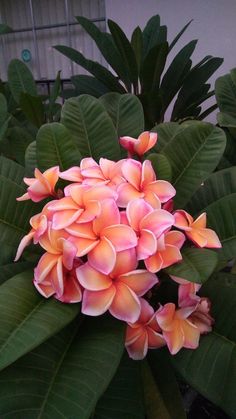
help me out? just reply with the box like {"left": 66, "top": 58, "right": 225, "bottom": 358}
{"left": 7, "top": 126, "right": 33, "bottom": 165}
{"left": 141, "top": 42, "right": 168, "bottom": 92}
{"left": 0, "top": 93, "right": 8, "bottom": 125}
{"left": 0, "top": 261, "right": 34, "bottom": 285}
{"left": 0, "top": 270, "right": 80, "bottom": 371}
{"left": 205, "top": 193, "right": 236, "bottom": 260}
{"left": 131, "top": 26, "right": 143, "bottom": 73}
{"left": 19, "top": 92, "right": 44, "bottom": 128}
{"left": 71, "top": 75, "right": 110, "bottom": 98}
{"left": 165, "top": 248, "right": 218, "bottom": 284}
{"left": 159, "top": 122, "right": 226, "bottom": 207}
{"left": 186, "top": 167, "right": 236, "bottom": 215}
{"left": 0, "top": 157, "right": 36, "bottom": 263}
{"left": 75, "top": 16, "right": 130, "bottom": 89}
{"left": 147, "top": 152, "right": 172, "bottom": 182}
{"left": 169, "top": 20, "right": 193, "bottom": 52}
{"left": 61, "top": 95, "right": 120, "bottom": 161}
{"left": 215, "top": 72, "right": 236, "bottom": 116}
{"left": 8, "top": 59, "right": 37, "bottom": 103}
{"left": 99, "top": 92, "right": 144, "bottom": 138}
{"left": 161, "top": 40, "right": 197, "bottom": 111}
{"left": 173, "top": 272, "right": 236, "bottom": 418}
{"left": 54, "top": 45, "right": 125, "bottom": 93}
{"left": 94, "top": 354, "right": 145, "bottom": 419}
{"left": 142, "top": 15, "right": 161, "bottom": 54}
{"left": 36, "top": 122, "right": 82, "bottom": 171}
{"left": 0, "top": 315, "right": 124, "bottom": 418}
{"left": 152, "top": 122, "right": 182, "bottom": 151}
{"left": 148, "top": 349, "right": 186, "bottom": 419}
{"left": 25, "top": 140, "right": 37, "bottom": 176}
{"left": 108, "top": 19, "right": 138, "bottom": 88}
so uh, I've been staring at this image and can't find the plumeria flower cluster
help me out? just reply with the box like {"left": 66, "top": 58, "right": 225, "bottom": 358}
{"left": 15, "top": 131, "right": 221, "bottom": 360}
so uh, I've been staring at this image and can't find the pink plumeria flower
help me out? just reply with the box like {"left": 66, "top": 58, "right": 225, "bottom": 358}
{"left": 171, "top": 275, "right": 201, "bottom": 307}
{"left": 79, "top": 157, "right": 125, "bottom": 188}
{"left": 189, "top": 298, "right": 214, "bottom": 334}
{"left": 174, "top": 210, "right": 221, "bottom": 248}
{"left": 145, "top": 231, "right": 185, "bottom": 273}
{"left": 35, "top": 259, "right": 83, "bottom": 303}
{"left": 68, "top": 198, "right": 137, "bottom": 274}
{"left": 120, "top": 131, "right": 157, "bottom": 157}
{"left": 47, "top": 183, "right": 116, "bottom": 230}
{"left": 126, "top": 198, "right": 175, "bottom": 260}
{"left": 156, "top": 302, "right": 200, "bottom": 355}
{"left": 60, "top": 166, "right": 83, "bottom": 183}
{"left": 76, "top": 249, "right": 157, "bottom": 323}
{"left": 125, "top": 298, "right": 165, "bottom": 360}
{"left": 117, "top": 159, "right": 176, "bottom": 208}
{"left": 17, "top": 166, "right": 59, "bottom": 202}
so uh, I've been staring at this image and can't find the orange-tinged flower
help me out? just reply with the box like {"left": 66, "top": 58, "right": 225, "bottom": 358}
{"left": 76, "top": 249, "right": 157, "bottom": 323}
{"left": 156, "top": 303, "right": 200, "bottom": 355}
{"left": 17, "top": 166, "right": 59, "bottom": 202}
{"left": 126, "top": 198, "right": 175, "bottom": 260}
{"left": 189, "top": 298, "right": 214, "bottom": 334}
{"left": 171, "top": 275, "right": 201, "bottom": 307}
{"left": 120, "top": 131, "right": 157, "bottom": 157}
{"left": 35, "top": 259, "right": 83, "bottom": 303}
{"left": 68, "top": 198, "right": 137, "bottom": 274}
{"left": 125, "top": 298, "right": 165, "bottom": 360}
{"left": 145, "top": 231, "right": 185, "bottom": 273}
{"left": 80, "top": 157, "right": 125, "bottom": 189}
{"left": 117, "top": 159, "right": 176, "bottom": 208}
{"left": 174, "top": 210, "right": 221, "bottom": 248}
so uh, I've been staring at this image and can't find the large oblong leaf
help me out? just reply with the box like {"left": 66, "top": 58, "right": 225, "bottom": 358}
{"left": 0, "top": 270, "right": 80, "bottom": 371}
{"left": 186, "top": 167, "right": 236, "bottom": 215}
{"left": 205, "top": 193, "right": 236, "bottom": 260}
{"left": 172, "top": 272, "right": 236, "bottom": 418}
{"left": 36, "top": 122, "right": 82, "bottom": 171}
{"left": 99, "top": 92, "right": 144, "bottom": 138}
{"left": 71, "top": 75, "right": 110, "bottom": 98}
{"left": 215, "top": 72, "right": 236, "bottom": 115}
{"left": 0, "top": 261, "right": 34, "bottom": 285}
{"left": 165, "top": 248, "right": 218, "bottom": 284}
{"left": 0, "top": 315, "right": 124, "bottom": 419}
{"left": 94, "top": 354, "right": 145, "bottom": 419}
{"left": 8, "top": 59, "right": 37, "bottom": 103}
{"left": 61, "top": 95, "right": 120, "bottom": 161}
{"left": 159, "top": 122, "right": 226, "bottom": 208}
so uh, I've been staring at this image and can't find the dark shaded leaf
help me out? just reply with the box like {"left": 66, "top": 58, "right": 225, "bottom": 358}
{"left": 8, "top": 59, "right": 37, "bottom": 103}
{"left": 169, "top": 20, "right": 193, "bottom": 52}
{"left": 71, "top": 75, "right": 110, "bottom": 97}
{"left": 147, "top": 152, "right": 172, "bottom": 182}
{"left": 19, "top": 92, "right": 44, "bottom": 128}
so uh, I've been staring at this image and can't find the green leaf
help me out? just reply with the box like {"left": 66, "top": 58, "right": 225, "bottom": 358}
{"left": 71, "top": 75, "right": 110, "bottom": 98}
{"left": 141, "top": 42, "right": 168, "bottom": 92}
{"left": 36, "top": 122, "right": 82, "bottom": 171}
{"left": 75, "top": 16, "right": 130, "bottom": 89}
{"left": 159, "top": 122, "right": 226, "bottom": 208}
{"left": 8, "top": 59, "right": 37, "bottom": 103}
{"left": 141, "top": 360, "right": 171, "bottom": 418}
{"left": 161, "top": 40, "right": 197, "bottom": 111}
{"left": 48, "top": 70, "right": 61, "bottom": 119}
{"left": 108, "top": 19, "right": 138, "bottom": 88}
{"left": 99, "top": 92, "right": 144, "bottom": 138}
{"left": 0, "top": 261, "right": 34, "bottom": 285}
{"left": 165, "top": 248, "right": 218, "bottom": 284}
{"left": 147, "top": 152, "right": 172, "bottom": 182}
{"left": 142, "top": 15, "right": 161, "bottom": 54}
{"left": 205, "top": 193, "right": 236, "bottom": 260}
{"left": 0, "top": 23, "right": 12, "bottom": 34}
{"left": 54, "top": 45, "right": 126, "bottom": 93}
{"left": 0, "top": 315, "right": 124, "bottom": 418}
{"left": 152, "top": 122, "right": 182, "bottom": 151}
{"left": 0, "top": 93, "right": 8, "bottom": 125}
{"left": 186, "top": 167, "right": 236, "bottom": 215}
{"left": 148, "top": 349, "right": 186, "bottom": 419}
{"left": 94, "top": 354, "right": 145, "bottom": 419}
{"left": 215, "top": 72, "right": 236, "bottom": 116}
{"left": 131, "top": 26, "right": 143, "bottom": 74}
{"left": 25, "top": 140, "right": 37, "bottom": 176}
{"left": 172, "top": 272, "right": 236, "bottom": 418}
{"left": 0, "top": 270, "right": 80, "bottom": 371}
{"left": 0, "top": 158, "right": 37, "bottom": 263}
{"left": 61, "top": 95, "right": 120, "bottom": 161}
{"left": 7, "top": 126, "right": 34, "bottom": 165}
{"left": 19, "top": 92, "right": 44, "bottom": 128}
{"left": 169, "top": 20, "right": 193, "bottom": 52}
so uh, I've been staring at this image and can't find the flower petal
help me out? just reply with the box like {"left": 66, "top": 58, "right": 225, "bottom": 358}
{"left": 102, "top": 224, "right": 137, "bottom": 251}
{"left": 76, "top": 262, "right": 112, "bottom": 290}
{"left": 126, "top": 198, "right": 152, "bottom": 231}
{"left": 15, "top": 231, "right": 34, "bottom": 261}
{"left": 111, "top": 248, "right": 138, "bottom": 277}
{"left": 59, "top": 166, "right": 82, "bottom": 182}
{"left": 145, "top": 252, "right": 163, "bottom": 273}
{"left": 34, "top": 280, "right": 55, "bottom": 298}
{"left": 119, "top": 270, "right": 158, "bottom": 297}
{"left": 121, "top": 159, "right": 142, "bottom": 189}
{"left": 140, "top": 209, "right": 174, "bottom": 238}
{"left": 34, "top": 253, "right": 58, "bottom": 283}
{"left": 174, "top": 210, "right": 193, "bottom": 230}
{"left": 147, "top": 180, "right": 176, "bottom": 203}
{"left": 93, "top": 199, "right": 120, "bottom": 234}
{"left": 165, "top": 231, "right": 186, "bottom": 249}
{"left": 109, "top": 283, "right": 141, "bottom": 323}
{"left": 156, "top": 303, "right": 176, "bottom": 331}
{"left": 147, "top": 328, "right": 166, "bottom": 348}
{"left": 125, "top": 330, "right": 148, "bottom": 360}
{"left": 182, "top": 319, "right": 200, "bottom": 349}
{"left": 52, "top": 209, "right": 83, "bottom": 230}
{"left": 88, "top": 237, "right": 116, "bottom": 274}
{"left": 137, "top": 229, "right": 157, "bottom": 260}
{"left": 117, "top": 182, "right": 143, "bottom": 207}
{"left": 199, "top": 228, "right": 222, "bottom": 248}
{"left": 82, "top": 286, "right": 116, "bottom": 316}
{"left": 163, "top": 325, "right": 184, "bottom": 355}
